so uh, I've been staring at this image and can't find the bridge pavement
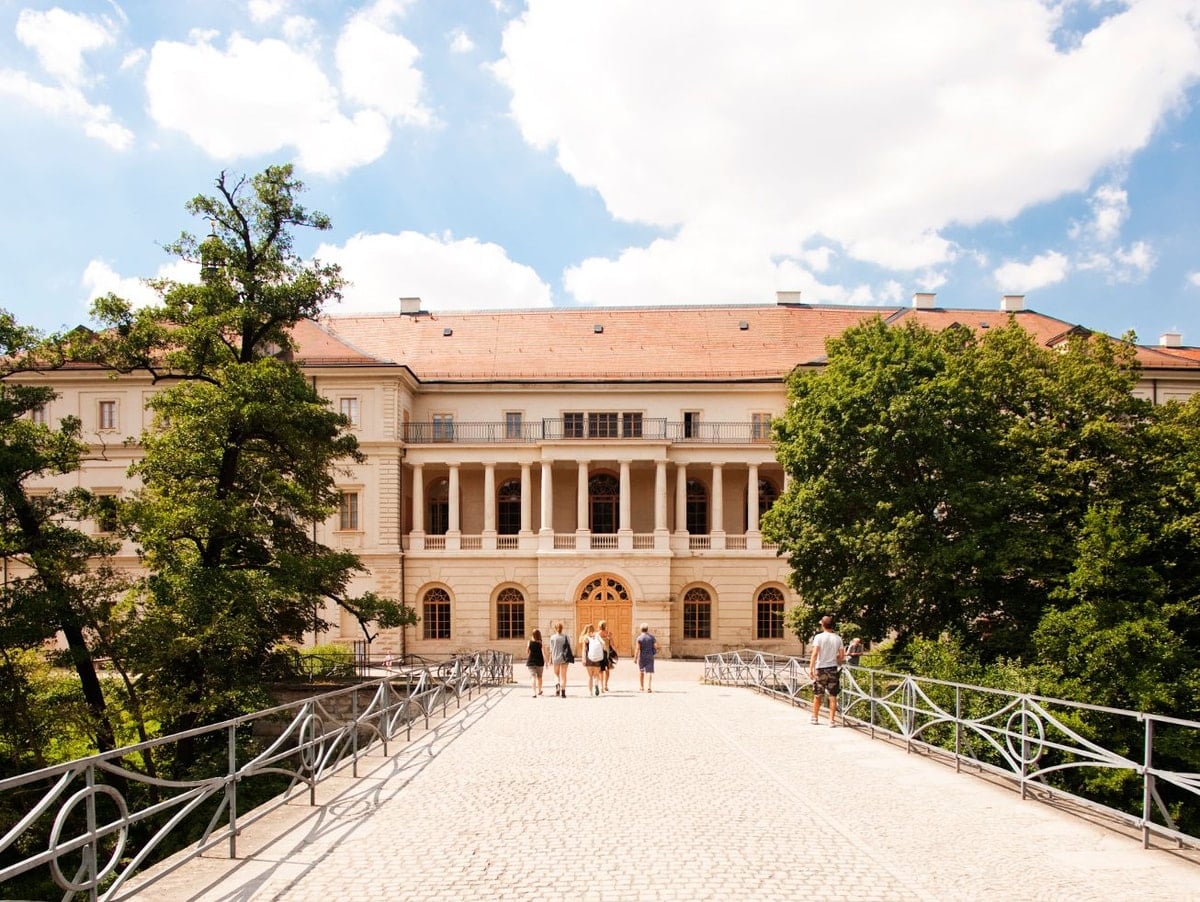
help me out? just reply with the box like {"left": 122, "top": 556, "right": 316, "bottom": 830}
{"left": 129, "top": 660, "right": 1200, "bottom": 901}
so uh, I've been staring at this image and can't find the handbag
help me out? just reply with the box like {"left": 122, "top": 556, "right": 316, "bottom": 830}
{"left": 609, "top": 647, "right": 618, "bottom": 665}
{"left": 563, "top": 637, "right": 575, "bottom": 664}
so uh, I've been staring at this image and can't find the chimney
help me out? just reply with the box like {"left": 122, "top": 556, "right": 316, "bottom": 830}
{"left": 399, "top": 297, "right": 423, "bottom": 315}
{"left": 912, "top": 292, "right": 936, "bottom": 309}
{"left": 1160, "top": 330, "right": 1183, "bottom": 348}
{"left": 776, "top": 290, "right": 802, "bottom": 305}
{"left": 1000, "top": 294, "right": 1025, "bottom": 312}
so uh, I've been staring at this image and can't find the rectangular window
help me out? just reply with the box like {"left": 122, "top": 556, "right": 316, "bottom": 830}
{"left": 563, "top": 412, "right": 584, "bottom": 438}
{"left": 505, "top": 411, "right": 523, "bottom": 440}
{"left": 339, "top": 397, "right": 361, "bottom": 427}
{"left": 622, "top": 412, "right": 643, "bottom": 438}
{"left": 683, "top": 602, "right": 712, "bottom": 639}
{"left": 30, "top": 404, "right": 47, "bottom": 425}
{"left": 99, "top": 400, "right": 118, "bottom": 431}
{"left": 432, "top": 413, "right": 454, "bottom": 441}
{"left": 751, "top": 412, "right": 772, "bottom": 441}
{"left": 94, "top": 494, "right": 119, "bottom": 534}
{"left": 588, "top": 411, "right": 618, "bottom": 438}
{"left": 756, "top": 602, "right": 784, "bottom": 639}
{"left": 683, "top": 410, "right": 700, "bottom": 439}
{"left": 423, "top": 601, "right": 451, "bottom": 639}
{"left": 338, "top": 491, "right": 360, "bottom": 531}
{"left": 496, "top": 600, "right": 525, "bottom": 639}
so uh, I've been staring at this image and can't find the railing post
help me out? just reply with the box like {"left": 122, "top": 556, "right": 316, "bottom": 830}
{"left": 351, "top": 690, "right": 360, "bottom": 779}
{"left": 954, "top": 686, "right": 962, "bottom": 773}
{"left": 869, "top": 669, "right": 876, "bottom": 739}
{"left": 85, "top": 762, "right": 98, "bottom": 902}
{"left": 382, "top": 677, "right": 391, "bottom": 755}
{"left": 227, "top": 723, "right": 238, "bottom": 859}
{"left": 1142, "top": 715, "right": 1153, "bottom": 849}
{"left": 1020, "top": 698, "right": 1029, "bottom": 800}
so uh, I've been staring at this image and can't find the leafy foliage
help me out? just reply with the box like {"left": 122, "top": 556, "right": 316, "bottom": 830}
{"left": 79, "top": 166, "right": 414, "bottom": 734}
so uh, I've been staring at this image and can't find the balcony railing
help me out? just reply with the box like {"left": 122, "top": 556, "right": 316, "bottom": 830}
{"left": 403, "top": 419, "right": 773, "bottom": 444}
{"left": 404, "top": 532, "right": 779, "bottom": 552}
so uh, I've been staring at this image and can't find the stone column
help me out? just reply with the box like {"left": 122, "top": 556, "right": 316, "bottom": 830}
{"left": 519, "top": 463, "right": 532, "bottom": 534}
{"left": 540, "top": 460, "right": 554, "bottom": 535}
{"left": 711, "top": 462, "right": 725, "bottom": 549}
{"left": 411, "top": 463, "right": 425, "bottom": 534}
{"left": 483, "top": 463, "right": 496, "bottom": 534}
{"left": 448, "top": 464, "right": 461, "bottom": 534}
{"left": 654, "top": 460, "right": 668, "bottom": 532}
{"left": 619, "top": 460, "right": 632, "bottom": 532}
{"left": 577, "top": 460, "right": 590, "bottom": 533}
{"left": 675, "top": 463, "right": 688, "bottom": 534}
{"left": 747, "top": 463, "right": 760, "bottom": 533}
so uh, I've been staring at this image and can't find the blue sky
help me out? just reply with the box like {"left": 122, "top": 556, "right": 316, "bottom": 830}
{"left": 3, "top": 1, "right": 1200, "bottom": 346}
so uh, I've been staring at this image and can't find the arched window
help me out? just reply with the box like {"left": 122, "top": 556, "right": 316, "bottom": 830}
{"left": 428, "top": 478, "right": 449, "bottom": 536}
{"left": 589, "top": 473, "right": 619, "bottom": 534}
{"left": 756, "top": 586, "right": 785, "bottom": 639}
{"left": 498, "top": 479, "right": 521, "bottom": 535}
{"left": 423, "top": 587, "right": 451, "bottom": 639}
{"left": 496, "top": 586, "right": 525, "bottom": 639}
{"left": 683, "top": 586, "right": 712, "bottom": 639}
{"left": 686, "top": 478, "right": 708, "bottom": 534}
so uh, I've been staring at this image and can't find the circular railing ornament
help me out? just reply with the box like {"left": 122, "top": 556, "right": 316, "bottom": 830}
{"left": 48, "top": 783, "right": 129, "bottom": 892}
{"left": 1004, "top": 708, "right": 1046, "bottom": 765}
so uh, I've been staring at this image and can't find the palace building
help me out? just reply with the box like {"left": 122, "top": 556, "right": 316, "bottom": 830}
{"left": 19, "top": 292, "right": 1200, "bottom": 659}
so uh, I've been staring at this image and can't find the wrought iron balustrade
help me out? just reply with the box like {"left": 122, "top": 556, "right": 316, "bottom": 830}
{"left": 704, "top": 650, "right": 1200, "bottom": 851}
{"left": 0, "top": 651, "right": 513, "bottom": 901}
{"left": 403, "top": 419, "right": 772, "bottom": 444}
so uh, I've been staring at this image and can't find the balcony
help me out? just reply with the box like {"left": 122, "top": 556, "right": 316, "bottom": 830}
{"left": 403, "top": 419, "right": 773, "bottom": 445}
{"left": 404, "top": 532, "right": 779, "bottom": 553}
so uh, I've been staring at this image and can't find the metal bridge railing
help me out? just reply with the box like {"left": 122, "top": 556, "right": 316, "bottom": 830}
{"left": 0, "top": 651, "right": 514, "bottom": 901}
{"left": 704, "top": 649, "right": 1200, "bottom": 851}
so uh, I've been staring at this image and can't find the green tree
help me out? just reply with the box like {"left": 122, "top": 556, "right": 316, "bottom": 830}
{"left": 81, "top": 166, "right": 414, "bottom": 733}
{"left": 762, "top": 317, "right": 1148, "bottom": 660}
{"left": 0, "top": 311, "right": 126, "bottom": 764}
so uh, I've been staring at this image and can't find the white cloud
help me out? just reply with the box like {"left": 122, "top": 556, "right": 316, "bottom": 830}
{"left": 0, "top": 8, "right": 132, "bottom": 148}
{"left": 249, "top": 0, "right": 290, "bottom": 24}
{"left": 1188, "top": 272, "right": 1200, "bottom": 288}
{"left": 0, "top": 70, "right": 133, "bottom": 150}
{"left": 496, "top": 1, "right": 1200, "bottom": 306}
{"left": 146, "top": 15, "right": 431, "bottom": 174}
{"left": 993, "top": 251, "right": 1070, "bottom": 292}
{"left": 1071, "top": 182, "right": 1129, "bottom": 243}
{"left": 337, "top": 18, "right": 430, "bottom": 124}
{"left": 81, "top": 258, "right": 198, "bottom": 311}
{"left": 15, "top": 8, "right": 114, "bottom": 87}
{"left": 316, "top": 231, "right": 553, "bottom": 311}
{"left": 449, "top": 29, "right": 476, "bottom": 54}
{"left": 146, "top": 33, "right": 395, "bottom": 175}
{"left": 1077, "top": 240, "right": 1157, "bottom": 282}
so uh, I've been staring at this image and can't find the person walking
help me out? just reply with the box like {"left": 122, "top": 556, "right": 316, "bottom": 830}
{"left": 583, "top": 623, "right": 606, "bottom": 696}
{"left": 808, "top": 615, "right": 845, "bottom": 725}
{"left": 845, "top": 637, "right": 864, "bottom": 668}
{"left": 597, "top": 619, "right": 615, "bottom": 692}
{"left": 526, "top": 628, "right": 546, "bottom": 697}
{"left": 635, "top": 623, "right": 658, "bottom": 692}
{"left": 548, "top": 620, "right": 572, "bottom": 697}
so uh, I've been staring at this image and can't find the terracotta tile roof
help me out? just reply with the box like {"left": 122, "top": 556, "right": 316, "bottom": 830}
{"left": 289, "top": 318, "right": 391, "bottom": 367}
{"left": 318, "top": 305, "right": 894, "bottom": 381}
{"left": 320, "top": 302, "right": 1200, "bottom": 382}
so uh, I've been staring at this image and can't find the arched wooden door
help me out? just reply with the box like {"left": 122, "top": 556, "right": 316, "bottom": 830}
{"left": 575, "top": 574, "right": 633, "bottom": 656}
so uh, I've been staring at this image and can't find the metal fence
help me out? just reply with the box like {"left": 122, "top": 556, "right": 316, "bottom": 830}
{"left": 0, "top": 651, "right": 514, "bottom": 901}
{"left": 704, "top": 649, "right": 1200, "bottom": 851}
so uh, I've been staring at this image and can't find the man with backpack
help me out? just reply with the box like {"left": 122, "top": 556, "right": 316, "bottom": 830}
{"left": 808, "top": 615, "right": 846, "bottom": 726}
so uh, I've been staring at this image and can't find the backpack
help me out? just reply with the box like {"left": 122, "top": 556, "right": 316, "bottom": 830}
{"left": 587, "top": 634, "right": 606, "bottom": 662}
